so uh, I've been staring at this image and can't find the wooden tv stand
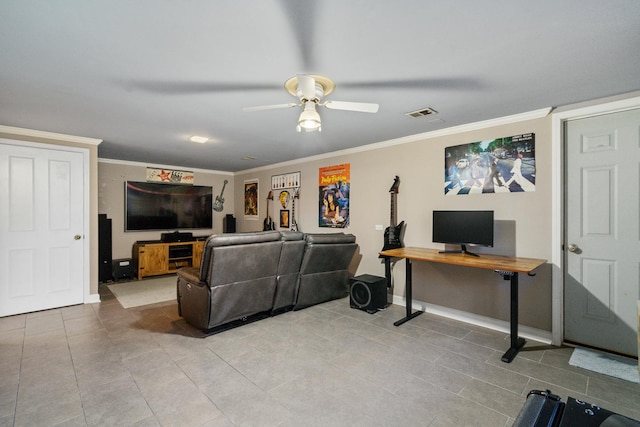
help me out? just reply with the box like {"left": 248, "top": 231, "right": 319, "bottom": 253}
{"left": 132, "top": 239, "right": 206, "bottom": 280}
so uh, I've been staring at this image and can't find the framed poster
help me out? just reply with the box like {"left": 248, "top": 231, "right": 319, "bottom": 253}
{"left": 444, "top": 133, "right": 536, "bottom": 195}
{"left": 244, "top": 179, "right": 258, "bottom": 219}
{"left": 279, "top": 210, "right": 290, "bottom": 228}
{"left": 319, "top": 163, "right": 350, "bottom": 228}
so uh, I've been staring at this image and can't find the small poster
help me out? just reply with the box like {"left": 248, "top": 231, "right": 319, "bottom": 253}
{"left": 280, "top": 210, "right": 290, "bottom": 228}
{"left": 244, "top": 179, "right": 258, "bottom": 219}
{"left": 319, "top": 163, "right": 350, "bottom": 228}
{"left": 146, "top": 167, "right": 194, "bottom": 184}
{"left": 444, "top": 133, "right": 536, "bottom": 195}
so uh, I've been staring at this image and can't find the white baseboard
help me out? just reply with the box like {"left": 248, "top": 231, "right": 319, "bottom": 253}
{"left": 391, "top": 295, "right": 552, "bottom": 345}
{"left": 84, "top": 293, "right": 101, "bottom": 304}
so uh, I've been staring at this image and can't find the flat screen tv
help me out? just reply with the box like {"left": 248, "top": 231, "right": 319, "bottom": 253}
{"left": 432, "top": 210, "right": 494, "bottom": 257}
{"left": 125, "top": 181, "right": 213, "bottom": 231}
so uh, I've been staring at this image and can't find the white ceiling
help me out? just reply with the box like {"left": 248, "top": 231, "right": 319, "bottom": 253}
{"left": 1, "top": 1, "right": 639, "bottom": 172}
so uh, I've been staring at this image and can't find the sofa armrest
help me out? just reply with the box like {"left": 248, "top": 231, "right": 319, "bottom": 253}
{"left": 176, "top": 266, "right": 204, "bottom": 285}
{"left": 305, "top": 233, "right": 356, "bottom": 245}
{"left": 209, "top": 230, "right": 281, "bottom": 247}
{"left": 281, "top": 231, "right": 304, "bottom": 241}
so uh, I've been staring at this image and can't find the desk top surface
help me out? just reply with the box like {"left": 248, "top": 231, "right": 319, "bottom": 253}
{"left": 379, "top": 247, "right": 546, "bottom": 274}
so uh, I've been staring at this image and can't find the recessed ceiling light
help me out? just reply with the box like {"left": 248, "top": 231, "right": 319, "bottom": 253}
{"left": 189, "top": 136, "right": 209, "bottom": 143}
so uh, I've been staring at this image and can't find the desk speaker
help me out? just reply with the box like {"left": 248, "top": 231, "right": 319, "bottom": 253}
{"left": 350, "top": 274, "right": 387, "bottom": 313}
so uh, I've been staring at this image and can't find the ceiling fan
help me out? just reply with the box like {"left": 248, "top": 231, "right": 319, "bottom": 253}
{"left": 242, "top": 74, "right": 379, "bottom": 132}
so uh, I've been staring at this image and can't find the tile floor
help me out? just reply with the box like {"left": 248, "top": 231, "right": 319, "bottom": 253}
{"left": 1, "top": 285, "right": 639, "bottom": 426}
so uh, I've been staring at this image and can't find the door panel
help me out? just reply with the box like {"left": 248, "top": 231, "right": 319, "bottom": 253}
{"left": 582, "top": 258, "right": 615, "bottom": 322}
{"left": 0, "top": 142, "right": 85, "bottom": 317}
{"left": 582, "top": 167, "right": 613, "bottom": 235}
{"left": 564, "top": 108, "right": 640, "bottom": 356}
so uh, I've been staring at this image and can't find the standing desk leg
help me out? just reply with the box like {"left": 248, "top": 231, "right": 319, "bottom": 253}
{"left": 498, "top": 271, "right": 526, "bottom": 363}
{"left": 394, "top": 258, "right": 424, "bottom": 327}
{"left": 384, "top": 257, "right": 393, "bottom": 306}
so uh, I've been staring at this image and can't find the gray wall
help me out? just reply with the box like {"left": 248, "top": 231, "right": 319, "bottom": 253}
{"left": 98, "top": 160, "right": 233, "bottom": 259}
{"left": 98, "top": 113, "right": 553, "bottom": 331}
{"left": 233, "top": 115, "right": 553, "bottom": 331}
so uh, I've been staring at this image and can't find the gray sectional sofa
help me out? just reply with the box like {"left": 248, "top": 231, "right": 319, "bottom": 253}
{"left": 176, "top": 230, "right": 358, "bottom": 332}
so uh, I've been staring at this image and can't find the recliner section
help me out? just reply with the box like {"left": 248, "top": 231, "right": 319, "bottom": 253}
{"left": 294, "top": 233, "right": 358, "bottom": 311}
{"left": 176, "top": 230, "right": 358, "bottom": 332}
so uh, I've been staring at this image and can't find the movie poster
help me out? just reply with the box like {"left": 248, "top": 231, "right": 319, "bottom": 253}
{"left": 319, "top": 163, "right": 350, "bottom": 228}
{"left": 444, "top": 133, "right": 536, "bottom": 195}
{"left": 243, "top": 179, "right": 258, "bottom": 219}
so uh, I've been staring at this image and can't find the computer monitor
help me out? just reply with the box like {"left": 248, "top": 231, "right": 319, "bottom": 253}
{"left": 432, "top": 210, "right": 494, "bottom": 256}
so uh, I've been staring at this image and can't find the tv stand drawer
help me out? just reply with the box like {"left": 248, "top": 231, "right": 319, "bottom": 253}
{"left": 132, "top": 240, "right": 205, "bottom": 280}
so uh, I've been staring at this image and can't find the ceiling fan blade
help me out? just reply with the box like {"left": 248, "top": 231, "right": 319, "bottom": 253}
{"left": 278, "top": 0, "right": 318, "bottom": 70}
{"left": 323, "top": 100, "right": 379, "bottom": 113}
{"left": 242, "top": 103, "right": 299, "bottom": 112}
{"left": 297, "top": 75, "right": 317, "bottom": 100}
{"left": 341, "top": 77, "right": 483, "bottom": 90}
{"left": 126, "top": 80, "right": 281, "bottom": 94}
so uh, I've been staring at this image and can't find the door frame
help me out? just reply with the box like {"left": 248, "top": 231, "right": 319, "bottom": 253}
{"left": 550, "top": 93, "right": 640, "bottom": 346}
{"left": 0, "top": 137, "right": 94, "bottom": 306}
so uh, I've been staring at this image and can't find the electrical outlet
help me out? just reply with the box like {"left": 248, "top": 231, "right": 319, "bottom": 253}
{"left": 375, "top": 224, "right": 383, "bottom": 231}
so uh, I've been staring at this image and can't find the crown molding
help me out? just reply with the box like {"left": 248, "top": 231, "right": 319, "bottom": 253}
{"left": 0, "top": 125, "right": 102, "bottom": 145}
{"left": 237, "top": 107, "right": 552, "bottom": 175}
{"left": 98, "top": 157, "right": 234, "bottom": 176}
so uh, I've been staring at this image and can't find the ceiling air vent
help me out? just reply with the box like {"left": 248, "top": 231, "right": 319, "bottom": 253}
{"left": 405, "top": 107, "right": 438, "bottom": 118}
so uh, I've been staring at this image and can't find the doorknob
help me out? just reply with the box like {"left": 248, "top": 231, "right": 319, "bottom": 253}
{"left": 74, "top": 234, "right": 82, "bottom": 240}
{"left": 567, "top": 244, "right": 581, "bottom": 253}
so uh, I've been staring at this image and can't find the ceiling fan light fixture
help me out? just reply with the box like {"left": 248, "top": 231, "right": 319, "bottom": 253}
{"left": 297, "top": 102, "right": 321, "bottom": 132}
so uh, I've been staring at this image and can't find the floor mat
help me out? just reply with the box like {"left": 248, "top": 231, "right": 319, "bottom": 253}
{"left": 569, "top": 347, "right": 639, "bottom": 383}
{"left": 107, "top": 275, "right": 176, "bottom": 308}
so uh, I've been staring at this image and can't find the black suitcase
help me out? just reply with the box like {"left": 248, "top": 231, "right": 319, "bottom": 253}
{"left": 558, "top": 397, "right": 640, "bottom": 427}
{"left": 513, "top": 390, "right": 640, "bottom": 427}
{"left": 513, "top": 390, "right": 565, "bottom": 427}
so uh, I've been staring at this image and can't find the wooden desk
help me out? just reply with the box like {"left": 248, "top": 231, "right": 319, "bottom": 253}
{"left": 379, "top": 247, "right": 546, "bottom": 363}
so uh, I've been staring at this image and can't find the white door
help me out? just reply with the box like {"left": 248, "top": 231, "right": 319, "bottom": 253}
{"left": 0, "top": 141, "right": 85, "bottom": 317}
{"left": 564, "top": 108, "right": 640, "bottom": 356}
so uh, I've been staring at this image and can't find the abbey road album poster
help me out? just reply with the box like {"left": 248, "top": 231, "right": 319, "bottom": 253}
{"left": 444, "top": 133, "right": 536, "bottom": 195}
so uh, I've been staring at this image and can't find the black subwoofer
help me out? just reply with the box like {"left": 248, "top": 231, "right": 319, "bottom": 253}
{"left": 350, "top": 274, "right": 387, "bottom": 313}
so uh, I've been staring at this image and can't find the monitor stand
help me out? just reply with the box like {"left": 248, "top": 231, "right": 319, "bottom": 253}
{"left": 439, "top": 244, "right": 480, "bottom": 257}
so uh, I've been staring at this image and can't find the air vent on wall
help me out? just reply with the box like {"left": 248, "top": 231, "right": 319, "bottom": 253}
{"left": 405, "top": 107, "right": 438, "bottom": 118}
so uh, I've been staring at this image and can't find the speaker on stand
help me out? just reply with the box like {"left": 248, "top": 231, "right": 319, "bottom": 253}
{"left": 349, "top": 274, "right": 387, "bottom": 313}
{"left": 98, "top": 214, "right": 112, "bottom": 283}
{"left": 223, "top": 214, "right": 236, "bottom": 233}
